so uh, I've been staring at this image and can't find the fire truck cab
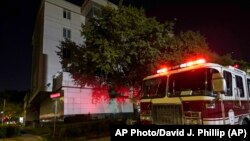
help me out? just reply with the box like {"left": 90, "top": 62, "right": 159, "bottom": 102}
{"left": 140, "top": 59, "right": 250, "bottom": 125}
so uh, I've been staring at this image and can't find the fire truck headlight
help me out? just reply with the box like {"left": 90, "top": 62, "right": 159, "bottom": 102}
{"left": 140, "top": 115, "right": 151, "bottom": 121}
{"left": 205, "top": 102, "right": 215, "bottom": 109}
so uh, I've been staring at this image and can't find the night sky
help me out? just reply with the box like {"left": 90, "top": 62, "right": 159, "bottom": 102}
{"left": 0, "top": 0, "right": 250, "bottom": 91}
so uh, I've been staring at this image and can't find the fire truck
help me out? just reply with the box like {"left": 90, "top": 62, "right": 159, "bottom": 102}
{"left": 139, "top": 58, "right": 250, "bottom": 125}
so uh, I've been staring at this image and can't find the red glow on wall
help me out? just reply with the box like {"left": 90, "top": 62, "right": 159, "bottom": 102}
{"left": 91, "top": 85, "right": 137, "bottom": 104}
{"left": 115, "top": 86, "right": 129, "bottom": 103}
{"left": 92, "top": 86, "right": 110, "bottom": 104}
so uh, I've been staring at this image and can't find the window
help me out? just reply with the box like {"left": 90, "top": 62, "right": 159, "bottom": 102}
{"left": 223, "top": 71, "right": 232, "bottom": 96}
{"left": 63, "top": 48, "right": 71, "bottom": 59}
{"left": 63, "top": 28, "right": 71, "bottom": 39}
{"left": 62, "top": 48, "right": 71, "bottom": 72}
{"left": 92, "top": 5, "right": 101, "bottom": 18}
{"left": 141, "top": 76, "right": 167, "bottom": 99}
{"left": 168, "top": 68, "right": 217, "bottom": 97}
{"left": 86, "top": 5, "right": 102, "bottom": 18}
{"left": 63, "top": 9, "right": 71, "bottom": 19}
{"left": 247, "top": 79, "right": 250, "bottom": 97}
{"left": 235, "top": 75, "right": 244, "bottom": 97}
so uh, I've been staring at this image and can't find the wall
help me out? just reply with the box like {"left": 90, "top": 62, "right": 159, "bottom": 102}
{"left": 43, "top": 0, "right": 84, "bottom": 92}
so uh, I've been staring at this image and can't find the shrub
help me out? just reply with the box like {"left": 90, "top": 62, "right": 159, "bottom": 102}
{"left": 0, "top": 124, "right": 21, "bottom": 138}
{"left": 55, "top": 119, "right": 115, "bottom": 140}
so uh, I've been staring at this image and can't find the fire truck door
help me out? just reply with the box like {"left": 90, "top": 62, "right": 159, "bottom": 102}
{"left": 234, "top": 87, "right": 242, "bottom": 106}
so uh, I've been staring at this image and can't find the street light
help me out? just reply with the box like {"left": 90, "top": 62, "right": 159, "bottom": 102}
{"left": 1, "top": 99, "right": 5, "bottom": 125}
{"left": 1, "top": 111, "right": 3, "bottom": 125}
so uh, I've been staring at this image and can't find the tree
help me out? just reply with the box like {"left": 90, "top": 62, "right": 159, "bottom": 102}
{"left": 57, "top": 5, "right": 237, "bottom": 99}
{"left": 0, "top": 90, "right": 27, "bottom": 124}
{"left": 159, "top": 30, "right": 218, "bottom": 65}
{"left": 161, "top": 30, "right": 250, "bottom": 71}
{"left": 215, "top": 53, "right": 235, "bottom": 66}
{"left": 0, "top": 99, "right": 23, "bottom": 123}
{"left": 5, "top": 102, "right": 23, "bottom": 123}
{"left": 57, "top": 5, "right": 174, "bottom": 97}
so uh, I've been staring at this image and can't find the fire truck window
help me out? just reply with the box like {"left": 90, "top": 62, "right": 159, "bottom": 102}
{"left": 142, "top": 76, "right": 167, "bottom": 98}
{"left": 235, "top": 75, "right": 244, "bottom": 97}
{"left": 168, "top": 68, "right": 217, "bottom": 97}
{"left": 223, "top": 71, "right": 232, "bottom": 96}
{"left": 247, "top": 79, "right": 250, "bottom": 97}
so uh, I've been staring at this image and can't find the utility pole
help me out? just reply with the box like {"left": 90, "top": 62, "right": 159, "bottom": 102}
{"left": 53, "top": 99, "right": 58, "bottom": 139}
{"left": 50, "top": 92, "right": 61, "bottom": 139}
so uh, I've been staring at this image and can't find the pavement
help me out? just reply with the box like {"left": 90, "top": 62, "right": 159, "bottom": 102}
{"left": 84, "top": 136, "right": 110, "bottom": 141}
{"left": 1, "top": 134, "right": 111, "bottom": 141}
{"left": 1, "top": 134, "right": 44, "bottom": 141}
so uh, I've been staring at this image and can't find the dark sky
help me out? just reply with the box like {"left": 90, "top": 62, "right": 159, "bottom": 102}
{"left": 0, "top": 0, "right": 250, "bottom": 91}
{"left": 0, "top": 0, "right": 40, "bottom": 92}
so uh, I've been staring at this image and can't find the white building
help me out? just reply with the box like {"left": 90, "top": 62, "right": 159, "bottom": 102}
{"left": 24, "top": 0, "right": 133, "bottom": 125}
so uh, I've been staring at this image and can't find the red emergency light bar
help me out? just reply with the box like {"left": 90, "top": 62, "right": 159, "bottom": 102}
{"left": 50, "top": 93, "right": 61, "bottom": 99}
{"left": 157, "top": 68, "right": 168, "bottom": 74}
{"left": 180, "top": 59, "right": 206, "bottom": 68}
{"left": 157, "top": 58, "right": 206, "bottom": 74}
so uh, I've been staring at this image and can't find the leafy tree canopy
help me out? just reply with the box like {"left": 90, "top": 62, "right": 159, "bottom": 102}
{"left": 0, "top": 100, "right": 23, "bottom": 123}
{"left": 57, "top": 4, "right": 249, "bottom": 97}
{"left": 0, "top": 90, "right": 25, "bottom": 123}
{"left": 58, "top": 5, "right": 174, "bottom": 89}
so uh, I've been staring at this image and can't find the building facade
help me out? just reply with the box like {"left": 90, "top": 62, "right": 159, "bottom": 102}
{"left": 24, "top": 0, "right": 133, "bottom": 125}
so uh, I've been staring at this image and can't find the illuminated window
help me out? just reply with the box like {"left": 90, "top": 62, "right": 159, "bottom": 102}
{"left": 63, "top": 9, "right": 71, "bottom": 19}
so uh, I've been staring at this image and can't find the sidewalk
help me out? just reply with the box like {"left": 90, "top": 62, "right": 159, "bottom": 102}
{"left": 2, "top": 135, "right": 110, "bottom": 141}
{"left": 2, "top": 134, "right": 111, "bottom": 141}
{"left": 85, "top": 136, "right": 110, "bottom": 141}
{"left": 1, "top": 134, "right": 44, "bottom": 141}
